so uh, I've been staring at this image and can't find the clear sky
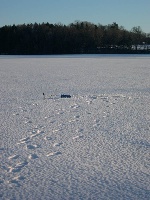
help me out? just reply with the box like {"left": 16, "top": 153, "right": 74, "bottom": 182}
{"left": 0, "top": 0, "right": 150, "bottom": 33}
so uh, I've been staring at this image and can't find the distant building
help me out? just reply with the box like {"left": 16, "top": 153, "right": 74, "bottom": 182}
{"left": 132, "top": 44, "right": 150, "bottom": 50}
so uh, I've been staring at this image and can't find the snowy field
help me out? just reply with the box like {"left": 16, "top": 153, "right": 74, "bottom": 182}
{"left": 0, "top": 55, "right": 150, "bottom": 200}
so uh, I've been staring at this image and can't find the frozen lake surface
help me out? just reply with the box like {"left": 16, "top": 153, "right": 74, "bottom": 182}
{"left": 0, "top": 55, "right": 150, "bottom": 199}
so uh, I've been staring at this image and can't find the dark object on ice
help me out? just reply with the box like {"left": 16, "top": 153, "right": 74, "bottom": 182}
{"left": 43, "top": 93, "right": 45, "bottom": 99}
{"left": 61, "top": 94, "right": 71, "bottom": 98}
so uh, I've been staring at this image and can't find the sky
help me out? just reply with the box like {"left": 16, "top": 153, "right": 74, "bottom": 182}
{"left": 0, "top": 0, "right": 150, "bottom": 33}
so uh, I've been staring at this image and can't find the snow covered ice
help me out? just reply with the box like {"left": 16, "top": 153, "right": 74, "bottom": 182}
{"left": 0, "top": 55, "right": 150, "bottom": 200}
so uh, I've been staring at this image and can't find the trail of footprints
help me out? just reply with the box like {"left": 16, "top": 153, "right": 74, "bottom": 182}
{"left": 1, "top": 94, "right": 127, "bottom": 187}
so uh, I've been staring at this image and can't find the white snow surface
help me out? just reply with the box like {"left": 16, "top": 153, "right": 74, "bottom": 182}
{"left": 0, "top": 55, "right": 150, "bottom": 200}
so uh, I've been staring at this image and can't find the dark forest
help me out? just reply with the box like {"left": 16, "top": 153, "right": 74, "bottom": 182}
{"left": 0, "top": 21, "right": 150, "bottom": 54}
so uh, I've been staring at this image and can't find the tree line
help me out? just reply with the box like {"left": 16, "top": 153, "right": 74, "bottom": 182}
{"left": 0, "top": 21, "right": 150, "bottom": 54}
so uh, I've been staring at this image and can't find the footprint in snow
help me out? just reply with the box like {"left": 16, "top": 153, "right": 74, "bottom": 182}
{"left": 7, "top": 176, "right": 25, "bottom": 187}
{"left": 100, "top": 96, "right": 109, "bottom": 102}
{"left": 26, "top": 144, "right": 39, "bottom": 150}
{"left": 13, "top": 113, "right": 19, "bottom": 116}
{"left": 30, "top": 130, "right": 45, "bottom": 138}
{"left": 8, "top": 155, "right": 19, "bottom": 160}
{"left": 53, "top": 142, "right": 63, "bottom": 147}
{"left": 90, "top": 95, "right": 97, "bottom": 100}
{"left": 70, "top": 104, "right": 80, "bottom": 109}
{"left": 68, "top": 119, "right": 76, "bottom": 123}
{"left": 25, "top": 120, "right": 32, "bottom": 124}
{"left": 73, "top": 135, "right": 83, "bottom": 140}
{"left": 112, "top": 95, "right": 121, "bottom": 99}
{"left": 30, "top": 129, "right": 37, "bottom": 135}
{"left": 53, "top": 129, "right": 61, "bottom": 133}
{"left": 28, "top": 153, "right": 38, "bottom": 159}
{"left": 21, "top": 109, "right": 27, "bottom": 112}
{"left": 8, "top": 161, "right": 28, "bottom": 173}
{"left": 17, "top": 137, "right": 30, "bottom": 144}
{"left": 50, "top": 120, "right": 56, "bottom": 124}
{"left": 1, "top": 165, "right": 9, "bottom": 172}
{"left": 32, "top": 103, "right": 38, "bottom": 106}
{"left": 15, "top": 176, "right": 25, "bottom": 181}
{"left": 86, "top": 100, "right": 92, "bottom": 104}
{"left": 94, "top": 119, "right": 100, "bottom": 123}
{"left": 57, "top": 111, "right": 64, "bottom": 115}
{"left": 46, "top": 151, "right": 61, "bottom": 157}
{"left": 38, "top": 125, "right": 45, "bottom": 129}
{"left": 74, "top": 115, "right": 80, "bottom": 119}
{"left": 93, "top": 123, "right": 100, "bottom": 127}
{"left": 76, "top": 128, "right": 84, "bottom": 133}
{"left": 7, "top": 179, "right": 21, "bottom": 187}
{"left": 44, "top": 136, "right": 52, "bottom": 141}
{"left": 24, "top": 117, "right": 30, "bottom": 121}
{"left": 103, "top": 112, "right": 110, "bottom": 117}
{"left": 0, "top": 180, "right": 4, "bottom": 184}
{"left": 93, "top": 119, "right": 100, "bottom": 127}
